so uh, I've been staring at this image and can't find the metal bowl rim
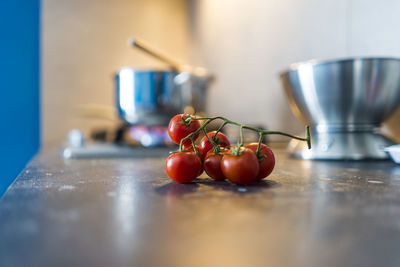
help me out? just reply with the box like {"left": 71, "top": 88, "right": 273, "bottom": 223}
{"left": 279, "top": 56, "right": 400, "bottom": 77}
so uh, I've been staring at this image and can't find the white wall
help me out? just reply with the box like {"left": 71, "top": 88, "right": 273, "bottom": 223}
{"left": 42, "top": 0, "right": 190, "bottom": 146}
{"left": 349, "top": 0, "right": 400, "bottom": 138}
{"left": 189, "top": 0, "right": 400, "bottom": 139}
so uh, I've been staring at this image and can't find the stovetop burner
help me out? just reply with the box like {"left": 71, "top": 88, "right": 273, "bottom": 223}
{"left": 127, "top": 125, "right": 172, "bottom": 147}
{"left": 90, "top": 124, "right": 173, "bottom": 147}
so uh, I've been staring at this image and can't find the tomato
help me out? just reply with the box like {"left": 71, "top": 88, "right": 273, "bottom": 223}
{"left": 200, "top": 131, "right": 230, "bottom": 155}
{"left": 204, "top": 151, "right": 226, "bottom": 181}
{"left": 165, "top": 151, "right": 202, "bottom": 183}
{"left": 168, "top": 114, "right": 201, "bottom": 147}
{"left": 245, "top": 143, "right": 275, "bottom": 180}
{"left": 184, "top": 145, "right": 205, "bottom": 175}
{"left": 220, "top": 147, "right": 259, "bottom": 185}
{"left": 184, "top": 145, "right": 205, "bottom": 162}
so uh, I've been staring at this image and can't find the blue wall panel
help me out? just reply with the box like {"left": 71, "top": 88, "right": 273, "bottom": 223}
{"left": 0, "top": 0, "right": 40, "bottom": 195}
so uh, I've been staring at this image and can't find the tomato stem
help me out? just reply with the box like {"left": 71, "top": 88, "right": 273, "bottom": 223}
{"left": 190, "top": 138, "right": 198, "bottom": 155}
{"left": 178, "top": 114, "right": 193, "bottom": 126}
{"left": 202, "top": 127, "right": 218, "bottom": 148}
{"left": 216, "top": 121, "right": 228, "bottom": 135}
{"left": 239, "top": 125, "right": 244, "bottom": 147}
{"left": 254, "top": 133, "right": 266, "bottom": 162}
{"left": 305, "top": 126, "right": 311, "bottom": 149}
{"left": 181, "top": 115, "right": 311, "bottom": 151}
{"left": 232, "top": 145, "right": 243, "bottom": 156}
{"left": 256, "top": 133, "right": 263, "bottom": 154}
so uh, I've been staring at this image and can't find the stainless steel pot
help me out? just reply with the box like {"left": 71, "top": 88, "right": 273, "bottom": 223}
{"left": 116, "top": 37, "right": 213, "bottom": 126}
{"left": 116, "top": 68, "right": 211, "bottom": 126}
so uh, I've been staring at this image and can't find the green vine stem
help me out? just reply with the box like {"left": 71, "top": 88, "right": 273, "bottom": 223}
{"left": 178, "top": 115, "right": 311, "bottom": 155}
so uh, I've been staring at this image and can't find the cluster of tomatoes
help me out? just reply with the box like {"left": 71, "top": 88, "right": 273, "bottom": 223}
{"left": 165, "top": 114, "right": 275, "bottom": 185}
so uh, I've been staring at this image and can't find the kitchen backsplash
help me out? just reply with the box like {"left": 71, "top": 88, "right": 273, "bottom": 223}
{"left": 42, "top": 0, "right": 400, "bottom": 146}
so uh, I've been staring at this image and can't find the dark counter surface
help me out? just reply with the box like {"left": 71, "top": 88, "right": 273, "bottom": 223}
{"left": 2, "top": 149, "right": 400, "bottom": 267}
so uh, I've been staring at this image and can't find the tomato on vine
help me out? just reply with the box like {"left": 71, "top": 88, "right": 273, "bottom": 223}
{"left": 165, "top": 151, "right": 202, "bottom": 183}
{"left": 204, "top": 151, "right": 226, "bottom": 181}
{"left": 165, "top": 113, "right": 311, "bottom": 186}
{"left": 245, "top": 143, "right": 275, "bottom": 180}
{"left": 184, "top": 145, "right": 205, "bottom": 175}
{"left": 220, "top": 147, "right": 259, "bottom": 185}
{"left": 200, "top": 131, "right": 230, "bottom": 155}
{"left": 168, "top": 114, "right": 200, "bottom": 147}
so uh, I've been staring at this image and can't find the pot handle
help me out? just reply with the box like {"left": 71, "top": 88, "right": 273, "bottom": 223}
{"left": 128, "top": 37, "right": 185, "bottom": 72}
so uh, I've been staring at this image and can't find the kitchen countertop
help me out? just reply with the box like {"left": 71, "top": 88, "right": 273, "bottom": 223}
{"left": 2, "top": 148, "right": 400, "bottom": 267}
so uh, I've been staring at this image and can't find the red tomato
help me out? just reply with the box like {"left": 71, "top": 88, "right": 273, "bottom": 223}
{"left": 200, "top": 131, "right": 230, "bottom": 155}
{"left": 184, "top": 145, "right": 205, "bottom": 162}
{"left": 220, "top": 147, "right": 259, "bottom": 185}
{"left": 168, "top": 114, "right": 201, "bottom": 147}
{"left": 184, "top": 145, "right": 205, "bottom": 175}
{"left": 245, "top": 143, "right": 275, "bottom": 180}
{"left": 165, "top": 152, "right": 202, "bottom": 183}
{"left": 204, "top": 151, "right": 226, "bottom": 181}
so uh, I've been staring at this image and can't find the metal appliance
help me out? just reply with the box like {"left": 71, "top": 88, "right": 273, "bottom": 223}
{"left": 117, "top": 38, "right": 213, "bottom": 126}
{"left": 116, "top": 69, "right": 178, "bottom": 126}
{"left": 280, "top": 57, "right": 400, "bottom": 160}
{"left": 116, "top": 68, "right": 211, "bottom": 126}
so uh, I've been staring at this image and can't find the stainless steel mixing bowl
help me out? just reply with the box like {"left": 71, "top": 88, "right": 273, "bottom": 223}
{"left": 280, "top": 57, "right": 400, "bottom": 160}
{"left": 281, "top": 57, "right": 400, "bottom": 129}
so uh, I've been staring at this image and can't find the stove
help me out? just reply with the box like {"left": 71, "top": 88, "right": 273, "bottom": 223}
{"left": 61, "top": 125, "right": 174, "bottom": 159}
